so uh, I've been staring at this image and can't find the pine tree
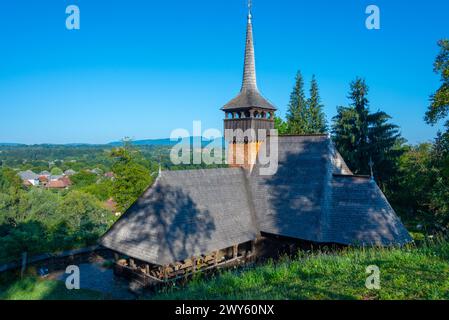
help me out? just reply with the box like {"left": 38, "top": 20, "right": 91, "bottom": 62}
{"left": 350, "top": 78, "right": 370, "bottom": 173}
{"left": 332, "top": 78, "right": 402, "bottom": 191}
{"left": 332, "top": 106, "right": 359, "bottom": 169}
{"left": 307, "top": 75, "right": 327, "bottom": 133}
{"left": 286, "top": 71, "right": 308, "bottom": 134}
{"left": 367, "top": 110, "right": 402, "bottom": 189}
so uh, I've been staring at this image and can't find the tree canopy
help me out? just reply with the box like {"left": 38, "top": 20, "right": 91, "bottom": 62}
{"left": 110, "top": 139, "right": 153, "bottom": 212}
{"left": 425, "top": 39, "right": 449, "bottom": 131}
{"left": 50, "top": 167, "right": 63, "bottom": 176}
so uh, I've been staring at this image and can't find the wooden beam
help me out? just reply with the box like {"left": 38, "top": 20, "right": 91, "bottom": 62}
{"left": 129, "top": 258, "right": 136, "bottom": 269}
{"left": 192, "top": 257, "right": 197, "bottom": 273}
{"left": 233, "top": 244, "right": 238, "bottom": 258}
{"left": 251, "top": 240, "right": 256, "bottom": 255}
{"left": 145, "top": 264, "right": 150, "bottom": 274}
{"left": 163, "top": 265, "right": 168, "bottom": 280}
{"left": 214, "top": 250, "right": 219, "bottom": 266}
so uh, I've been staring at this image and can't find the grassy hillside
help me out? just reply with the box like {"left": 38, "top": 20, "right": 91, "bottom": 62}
{"left": 153, "top": 240, "right": 449, "bottom": 300}
{"left": 1, "top": 240, "right": 448, "bottom": 300}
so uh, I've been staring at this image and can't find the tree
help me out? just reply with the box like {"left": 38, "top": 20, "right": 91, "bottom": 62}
{"left": 332, "top": 78, "right": 371, "bottom": 173}
{"left": 427, "top": 132, "right": 449, "bottom": 230}
{"left": 367, "top": 111, "right": 403, "bottom": 189}
{"left": 286, "top": 71, "right": 308, "bottom": 134}
{"left": 56, "top": 191, "right": 109, "bottom": 243}
{"left": 0, "top": 168, "right": 22, "bottom": 194}
{"left": 432, "top": 130, "right": 449, "bottom": 174}
{"left": 393, "top": 140, "right": 449, "bottom": 233}
{"left": 425, "top": 39, "right": 449, "bottom": 130}
{"left": 332, "top": 106, "right": 360, "bottom": 168}
{"left": 70, "top": 170, "right": 98, "bottom": 188}
{"left": 50, "top": 167, "right": 63, "bottom": 176}
{"left": 285, "top": 71, "right": 327, "bottom": 134}
{"left": 0, "top": 168, "right": 22, "bottom": 209}
{"left": 274, "top": 115, "right": 288, "bottom": 135}
{"left": 80, "top": 179, "right": 113, "bottom": 202}
{"left": 307, "top": 75, "right": 327, "bottom": 133}
{"left": 392, "top": 39, "right": 449, "bottom": 233}
{"left": 111, "top": 139, "right": 153, "bottom": 212}
{"left": 332, "top": 78, "right": 402, "bottom": 190}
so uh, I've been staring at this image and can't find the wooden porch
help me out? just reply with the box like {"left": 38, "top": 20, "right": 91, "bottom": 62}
{"left": 113, "top": 240, "right": 256, "bottom": 286}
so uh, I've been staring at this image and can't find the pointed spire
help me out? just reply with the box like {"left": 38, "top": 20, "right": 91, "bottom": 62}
{"left": 222, "top": 0, "right": 276, "bottom": 112}
{"left": 241, "top": 0, "right": 258, "bottom": 92}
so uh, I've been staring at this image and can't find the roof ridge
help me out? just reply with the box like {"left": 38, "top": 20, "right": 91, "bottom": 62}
{"left": 240, "top": 167, "right": 261, "bottom": 237}
{"left": 279, "top": 134, "right": 329, "bottom": 137}
{"left": 162, "top": 167, "right": 242, "bottom": 175}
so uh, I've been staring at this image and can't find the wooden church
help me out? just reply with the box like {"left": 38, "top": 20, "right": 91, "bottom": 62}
{"left": 100, "top": 5, "right": 411, "bottom": 285}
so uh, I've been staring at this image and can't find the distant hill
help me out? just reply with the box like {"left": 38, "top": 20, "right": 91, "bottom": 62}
{"left": 108, "top": 137, "right": 225, "bottom": 148}
{"left": 108, "top": 138, "right": 177, "bottom": 147}
{"left": 0, "top": 143, "right": 101, "bottom": 148}
{"left": 0, "top": 137, "right": 225, "bottom": 148}
{"left": 0, "top": 143, "right": 26, "bottom": 147}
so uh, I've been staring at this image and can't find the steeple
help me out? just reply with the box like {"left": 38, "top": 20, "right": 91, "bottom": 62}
{"left": 223, "top": 0, "right": 276, "bottom": 170}
{"left": 242, "top": 0, "right": 257, "bottom": 92}
{"left": 222, "top": 1, "right": 276, "bottom": 113}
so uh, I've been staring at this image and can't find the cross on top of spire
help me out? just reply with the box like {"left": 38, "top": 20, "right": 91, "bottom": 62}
{"left": 248, "top": 0, "right": 252, "bottom": 20}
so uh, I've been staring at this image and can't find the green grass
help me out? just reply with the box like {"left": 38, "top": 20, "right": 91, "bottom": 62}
{"left": 2, "top": 240, "right": 449, "bottom": 300}
{"left": 0, "top": 277, "right": 108, "bottom": 300}
{"left": 152, "top": 240, "right": 449, "bottom": 300}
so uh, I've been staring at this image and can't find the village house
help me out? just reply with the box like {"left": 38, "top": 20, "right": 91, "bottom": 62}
{"left": 99, "top": 6, "right": 411, "bottom": 285}
{"left": 45, "top": 175, "right": 72, "bottom": 189}
{"left": 64, "top": 169, "right": 76, "bottom": 176}
{"left": 17, "top": 169, "right": 72, "bottom": 189}
{"left": 104, "top": 171, "right": 115, "bottom": 179}
{"left": 18, "top": 170, "right": 39, "bottom": 186}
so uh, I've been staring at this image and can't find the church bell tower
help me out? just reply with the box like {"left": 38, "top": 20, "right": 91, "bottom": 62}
{"left": 222, "top": 1, "right": 277, "bottom": 169}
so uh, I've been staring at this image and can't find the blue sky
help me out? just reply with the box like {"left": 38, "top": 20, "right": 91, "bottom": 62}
{"left": 0, "top": 0, "right": 448, "bottom": 144}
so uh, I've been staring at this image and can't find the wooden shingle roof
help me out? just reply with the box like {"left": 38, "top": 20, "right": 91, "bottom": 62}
{"left": 99, "top": 168, "right": 259, "bottom": 265}
{"left": 100, "top": 136, "right": 411, "bottom": 265}
{"left": 250, "top": 135, "right": 411, "bottom": 245}
{"left": 222, "top": 89, "right": 276, "bottom": 112}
